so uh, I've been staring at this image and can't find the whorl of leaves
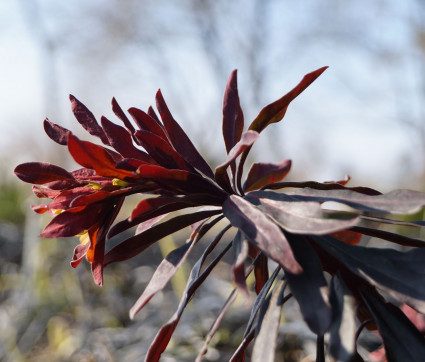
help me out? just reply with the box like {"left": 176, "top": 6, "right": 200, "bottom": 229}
{"left": 15, "top": 66, "right": 425, "bottom": 361}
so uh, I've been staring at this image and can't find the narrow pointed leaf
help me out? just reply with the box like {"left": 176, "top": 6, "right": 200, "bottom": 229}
{"left": 285, "top": 233, "right": 332, "bottom": 335}
{"left": 243, "top": 159, "right": 292, "bottom": 192}
{"left": 288, "top": 188, "right": 425, "bottom": 214}
{"left": 15, "top": 162, "right": 76, "bottom": 185}
{"left": 223, "top": 194, "right": 301, "bottom": 274}
{"left": 232, "top": 231, "right": 250, "bottom": 297}
{"left": 43, "top": 119, "right": 71, "bottom": 145}
{"left": 247, "top": 190, "right": 360, "bottom": 234}
{"left": 352, "top": 226, "right": 425, "bottom": 247}
{"left": 155, "top": 90, "right": 214, "bottom": 178}
{"left": 361, "top": 288, "right": 425, "bottom": 361}
{"left": 111, "top": 97, "right": 135, "bottom": 133}
{"left": 215, "top": 131, "right": 260, "bottom": 192}
{"left": 248, "top": 66, "right": 328, "bottom": 133}
{"left": 314, "top": 236, "right": 425, "bottom": 314}
{"left": 104, "top": 210, "right": 221, "bottom": 266}
{"left": 328, "top": 274, "right": 357, "bottom": 362}
{"left": 263, "top": 180, "right": 382, "bottom": 195}
{"left": 69, "top": 94, "right": 110, "bottom": 145}
{"left": 128, "top": 107, "right": 169, "bottom": 142}
{"left": 100, "top": 116, "right": 152, "bottom": 161}
{"left": 145, "top": 239, "right": 232, "bottom": 361}
{"left": 134, "top": 130, "right": 194, "bottom": 172}
{"left": 67, "top": 134, "right": 134, "bottom": 179}
{"left": 252, "top": 280, "right": 286, "bottom": 362}
{"left": 222, "top": 69, "right": 244, "bottom": 153}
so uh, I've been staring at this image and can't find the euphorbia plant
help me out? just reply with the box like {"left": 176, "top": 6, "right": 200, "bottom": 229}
{"left": 15, "top": 66, "right": 425, "bottom": 361}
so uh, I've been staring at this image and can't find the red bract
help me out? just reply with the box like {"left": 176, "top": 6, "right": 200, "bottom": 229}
{"left": 15, "top": 67, "right": 425, "bottom": 361}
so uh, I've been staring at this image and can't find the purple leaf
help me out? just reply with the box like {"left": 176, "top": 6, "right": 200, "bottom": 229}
{"left": 361, "top": 288, "right": 425, "bottom": 360}
{"left": 222, "top": 194, "right": 302, "bottom": 274}
{"left": 215, "top": 130, "right": 260, "bottom": 192}
{"left": 104, "top": 210, "right": 222, "bottom": 266}
{"left": 248, "top": 66, "right": 328, "bottom": 133}
{"left": 155, "top": 90, "right": 214, "bottom": 178}
{"left": 314, "top": 236, "right": 425, "bottom": 314}
{"left": 328, "top": 274, "right": 357, "bottom": 362}
{"left": 252, "top": 280, "right": 286, "bottom": 362}
{"left": 69, "top": 94, "right": 110, "bottom": 145}
{"left": 285, "top": 233, "right": 332, "bottom": 335}
{"left": 130, "top": 216, "right": 221, "bottom": 319}
{"left": 243, "top": 160, "right": 292, "bottom": 192}
{"left": 128, "top": 107, "right": 169, "bottom": 142}
{"left": 246, "top": 190, "right": 360, "bottom": 235}
{"left": 289, "top": 188, "right": 425, "bottom": 214}
{"left": 111, "top": 97, "right": 135, "bottom": 134}
{"left": 15, "top": 162, "right": 76, "bottom": 185}
{"left": 145, "top": 236, "right": 232, "bottom": 361}
{"left": 101, "top": 116, "right": 152, "bottom": 161}
{"left": 43, "top": 119, "right": 71, "bottom": 145}
{"left": 232, "top": 231, "right": 250, "bottom": 297}
{"left": 222, "top": 70, "right": 244, "bottom": 153}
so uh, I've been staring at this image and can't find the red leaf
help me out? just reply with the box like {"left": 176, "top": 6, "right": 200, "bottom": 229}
{"left": 69, "top": 94, "right": 110, "bottom": 145}
{"left": 243, "top": 159, "right": 292, "bottom": 192}
{"left": 215, "top": 131, "right": 260, "bottom": 192}
{"left": 43, "top": 118, "right": 71, "bottom": 145}
{"left": 15, "top": 162, "right": 76, "bottom": 185}
{"left": 134, "top": 130, "right": 194, "bottom": 172}
{"left": 67, "top": 134, "right": 134, "bottom": 179}
{"left": 222, "top": 69, "right": 244, "bottom": 154}
{"left": 70, "top": 243, "right": 90, "bottom": 268}
{"left": 222, "top": 195, "right": 302, "bottom": 274}
{"left": 232, "top": 231, "right": 250, "bottom": 297}
{"left": 329, "top": 230, "right": 362, "bottom": 245}
{"left": 155, "top": 90, "right": 214, "bottom": 178}
{"left": 39, "top": 204, "right": 103, "bottom": 238}
{"left": 101, "top": 116, "right": 152, "bottom": 161}
{"left": 111, "top": 97, "right": 135, "bottom": 134}
{"left": 104, "top": 210, "right": 221, "bottom": 266}
{"left": 128, "top": 107, "right": 169, "bottom": 142}
{"left": 248, "top": 66, "right": 328, "bottom": 133}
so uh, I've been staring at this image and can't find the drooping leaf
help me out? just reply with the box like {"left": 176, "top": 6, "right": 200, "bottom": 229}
{"left": 70, "top": 242, "right": 90, "bottom": 268}
{"left": 222, "top": 194, "right": 302, "bottom": 274}
{"left": 314, "top": 236, "right": 425, "bottom": 314}
{"left": 101, "top": 116, "right": 153, "bottom": 161}
{"left": 67, "top": 134, "right": 134, "bottom": 179}
{"left": 69, "top": 94, "right": 110, "bottom": 145}
{"left": 328, "top": 274, "right": 357, "bottom": 362}
{"left": 111, "top": 97, "right": 135, "bottom": 134}
{"left": 253, "top": 251, "right": 269, "bottom": 295}
{"left": 15, "top": 162, "right": 76, "bottom": 185}
{"left": 262, "top": 180, "right": 382, "bottom": 196}
{"left": 243, "top": 159, "right": 292, "bottom": 192}
{"left": 352, "top": 226, "right": 425, "bottom": 247}
{"left": 129, "top": 216, "right": 222, "bottom": 319}
{"left": 155, "top": 90, "right": 214, "bottom": 178}
{"left": 243, "top": 266, "right": 281, "bottom": 337}
{"left": 248, "top": 66, "right": 328, "bottom": 133}
{"left": 252, "top": 280, "right": 286, "bottom": 362}
{"left": 361, "top": 288, "right": 425, "bottom": 361}
{"left": 43, "top": 118, "right": 71, "bottom": 145}
{"left": 39, "top": 203, "right": 104, "bottom": 238}
{"left": 215, "top": 131, "right": 260, "bottom": 192}
{"left": 145, "top": 237, "right": 233, "bottom": 362}
{"left": 232, "top": 231, "right": 250, "bottom": 297}
{"left": 246, "top": 190, "right": 360, "bottom": 235}
{"left": 285, "top": 233, "right": 332, "bottom": 335}
{"left": 128, "top": 107, "right": 169, "bottom": 142}
{"left": 288, "top": 188, "right": 425, "bottom": 214}
{"left": 222, "top": 69, "right": 244, "bottom": 154}
{"left": 104, "top": 209, "right": 222, "bottom": 266}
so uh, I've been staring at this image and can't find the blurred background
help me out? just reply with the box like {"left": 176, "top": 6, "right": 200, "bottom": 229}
{"left": 1, "top": 0, "right": 424, "bottom": 360}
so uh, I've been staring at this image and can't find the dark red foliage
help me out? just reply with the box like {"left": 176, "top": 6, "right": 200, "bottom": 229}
{"left": 15, "top": 67, "right": 425, "bottom": 361}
